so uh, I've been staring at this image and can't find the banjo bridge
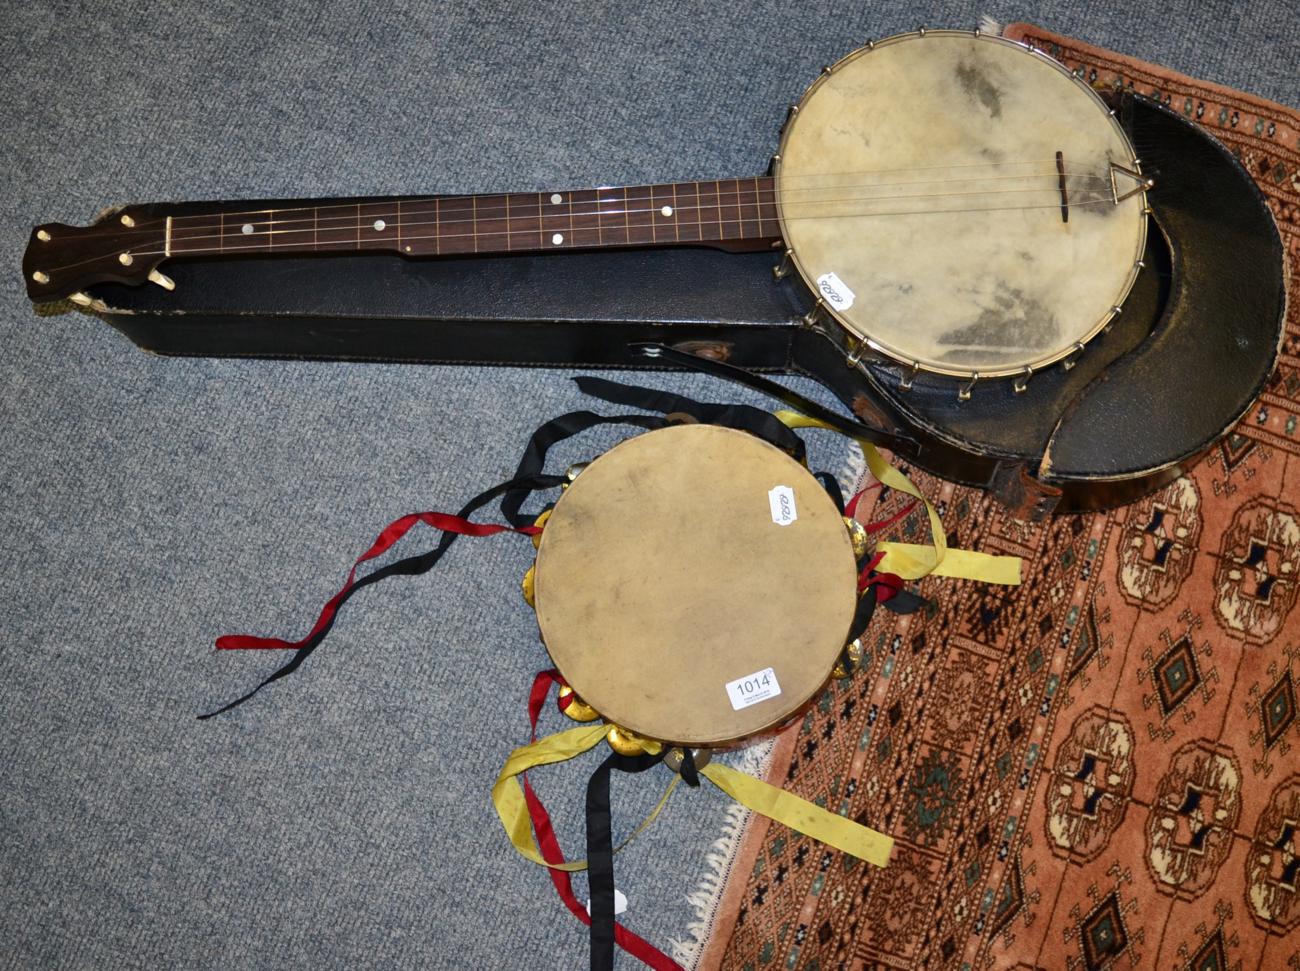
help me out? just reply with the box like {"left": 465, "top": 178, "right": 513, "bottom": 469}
{"left": 1055, "top": 150, "right": 1070, "bottom": 223}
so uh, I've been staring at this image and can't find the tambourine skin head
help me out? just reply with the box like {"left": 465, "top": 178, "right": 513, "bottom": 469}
{"left": 775, "top": 30, "right": 1146, "bottom": 378}
{"left": 534, "top": 425, "right": 858, "bottom": 747}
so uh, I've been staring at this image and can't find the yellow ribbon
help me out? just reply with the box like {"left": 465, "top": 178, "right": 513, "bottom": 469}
{"left": 493, "top": 723, "right": 893, "bottom": 871}
{"left": 492, "top": 724, "right": 679, "bottom": 871}
{"left": 700, "top": 762, "right": 893, "bottom": 867}
{"left": 773, "top": 410, "right": 1021, "bottom": 585}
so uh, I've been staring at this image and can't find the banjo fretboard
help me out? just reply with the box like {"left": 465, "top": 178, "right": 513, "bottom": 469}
{"left": 166, "top": 177, "right": 782, "bottom": 259}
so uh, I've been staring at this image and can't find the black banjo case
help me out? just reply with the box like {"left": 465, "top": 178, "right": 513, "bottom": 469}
{"left": 78, "top": 94, "right": 1285, "bottom": 516}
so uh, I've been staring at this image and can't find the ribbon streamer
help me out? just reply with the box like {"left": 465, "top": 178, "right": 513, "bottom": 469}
{"left": 493, "top": 726, "right": 893, "bottom": 870}
{"left": 700, "top": 762, "right": 893, "bottom": 868}
{"left": 492, "top": 725, "right": 678, "bottom": 871}
{"left": 773, "top": 410, "right": 1022, "bottom": 585}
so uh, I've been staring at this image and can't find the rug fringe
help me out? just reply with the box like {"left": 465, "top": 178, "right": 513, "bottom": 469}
{"left": 669, "top": 740, "right": 774, "bottom": 968}
{"left": 837, "top": 440, "right": 867, "bottom": 498}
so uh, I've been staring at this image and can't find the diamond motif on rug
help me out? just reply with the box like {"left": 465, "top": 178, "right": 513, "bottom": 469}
{"left": 1079, "top": 892, "right": 1128, "bottom": 971}
{"left": 1262, "top": 671, "right": 1296, "bottom": 749}
{"left": 1153, "top": 635, "right": 1202, "bottom": 716}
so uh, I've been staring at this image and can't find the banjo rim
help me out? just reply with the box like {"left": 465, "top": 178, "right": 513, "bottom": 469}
{"left": 772, "top": 28, "right": 1149, "bottom": 380}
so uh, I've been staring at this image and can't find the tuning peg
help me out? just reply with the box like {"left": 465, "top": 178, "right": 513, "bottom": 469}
{"left": 147, "top": 269, "right": 175, "bottom": 291}
{"left": 67, "top": 292, "right": 94, "bottom": 307}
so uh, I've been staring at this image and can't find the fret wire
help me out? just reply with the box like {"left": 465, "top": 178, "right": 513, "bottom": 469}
{"left": 738, "top": 179, "right": 747, "bottom": 237}
{"left": 744, "top": 177, "right": 752, "bottom": 237}
{"left": 396, "top": 200, "right": 401, "bottom": 253}
{"left": 435, "top": 197, "right": 440, "bottom": 256}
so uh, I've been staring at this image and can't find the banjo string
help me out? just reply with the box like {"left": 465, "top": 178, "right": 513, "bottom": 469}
{"left": 81, "top": 196, "right": 1125, "bottom": 268}
{"left": 162, "top": 173, "right": 1108, "bottom": 237}
{"left": 81, "top": 159, "right": 1116, "bottom": 235}
{"left": 65, "top": 180, "right": 1117, "bottom": 258}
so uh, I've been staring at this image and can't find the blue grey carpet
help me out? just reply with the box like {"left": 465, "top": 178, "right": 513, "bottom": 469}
{"left": 2, "top": 2, "right": 1297, "bottom": 968}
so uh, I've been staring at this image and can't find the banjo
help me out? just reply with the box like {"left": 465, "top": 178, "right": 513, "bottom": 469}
{"left": 20, "top": 29, "right": 1283, "bottom": 513}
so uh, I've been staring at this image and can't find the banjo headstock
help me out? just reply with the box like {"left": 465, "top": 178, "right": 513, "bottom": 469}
{"left": 23, "top": 208, "right": 172, "bottom": 304}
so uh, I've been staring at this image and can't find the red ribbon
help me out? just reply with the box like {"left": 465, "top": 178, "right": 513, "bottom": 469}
{"left": 843, "top": 482, "right": 881, "bottom": 520}
{"left": 857, "top": 551, "right": 903, "bottom": 603}
{"left": 523, "top": 671, "right": 684, "bottom": 971}
{"left": 864, "top": 499, "right": 919, "bottom": 535}
{"left": 217, "top": 512, "right": 540, "bottom": 650}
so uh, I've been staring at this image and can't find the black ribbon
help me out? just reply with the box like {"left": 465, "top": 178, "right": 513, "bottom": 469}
{"left": 677, "top": 749, "right": 701, "bottom": 789}
{"left": 625, "top": 343, "right": 917, "bottom": 456}
{"left": 572, "top": 376, "right": 808, "bottom": 463}
{"left": 814, "top": 471, "right": 845, "bottom": 513}
{"left": 586, "top": 749, "right": 665, "bottom": 971}
{"left": 501, "top": 409, "right": 668, "bottom": 527}
{"left": 200, "top": 470, "right": 565, "bottom": 718}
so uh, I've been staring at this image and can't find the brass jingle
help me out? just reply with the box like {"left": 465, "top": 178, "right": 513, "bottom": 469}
{"left": 605, "top": 724, "right": 649, "bottom": 756}
{"left": 531, "top": 508, "right": 552, "bottom": 550}
{"left": 663, "top": 747, "right": 713, "bottom": 773}
{"left": 521, "top": 564, "right": 536, "bottom": 608}
{"left": 560, "top": 462, "right": 589, "bottom": 490}
{"left": 844, "top": 516, "right": 869, "bottom": 560}
{"left": 832, "top": 638, "right": 867, "bottom": 679}
{"left": 557, "top": 684, "right": 600, "bottom": 722}
{"left": 845, "top": 637, "right": 865, "bottom": 666}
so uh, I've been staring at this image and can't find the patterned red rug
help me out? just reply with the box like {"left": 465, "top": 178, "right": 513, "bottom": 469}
{"left": 702, "top": 24, "right": 1300, "bottom": 971}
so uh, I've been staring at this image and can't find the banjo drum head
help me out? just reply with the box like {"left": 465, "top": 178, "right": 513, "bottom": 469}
{"left": 534, "top": 424, "right": 858, "bottom": 746}
{"left": 775, "top": 31, "right": 1147, "bottom": 378}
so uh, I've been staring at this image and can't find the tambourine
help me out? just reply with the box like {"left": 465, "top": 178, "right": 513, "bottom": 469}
{"left": 526, "top": 423, "right": 863, "bottom": 751}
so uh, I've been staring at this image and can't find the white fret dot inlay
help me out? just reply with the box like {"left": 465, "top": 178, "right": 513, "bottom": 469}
{"left": 552, "top": 233, "right": 564, "bottom": 245}
{"left": 373, "top": 219, "right": 386, "bottom": 232}
{"left": 241, "top": 223, "right": 254, "bottom": 234}
{"left": 550, "top": 193, "right": 563, "bottom": 205}
{"left": 661, "top": 206, "right": 673, "bottom": 217}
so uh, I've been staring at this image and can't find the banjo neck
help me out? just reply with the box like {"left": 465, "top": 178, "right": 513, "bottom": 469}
{"left": 24, "top": 178, "right": 782, "bottom": 302}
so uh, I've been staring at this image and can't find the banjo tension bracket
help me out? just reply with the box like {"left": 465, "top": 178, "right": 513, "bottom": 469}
{"left": 772, "top": 248, "right": 794, "bottom": 281}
